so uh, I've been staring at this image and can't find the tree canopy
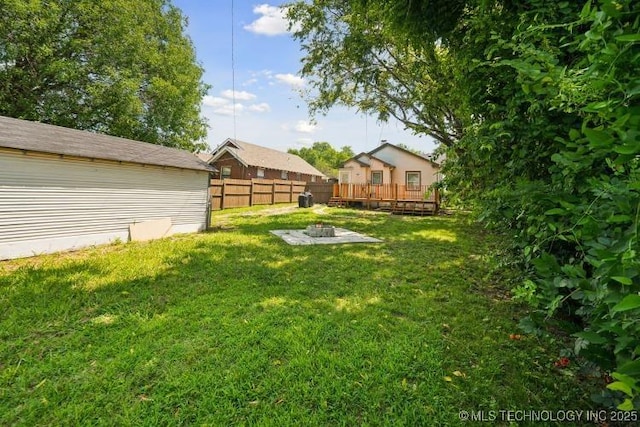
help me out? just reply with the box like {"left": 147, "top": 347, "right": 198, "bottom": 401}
{"left": 288, "top": 142, "right": 354, "bottom": 178}
{"left": 0, "top": 0, "right": 209, "bottom": 151}
{"left": 288, "top": 0, "right": 640, "bottom": 410}
{"left": 287, "top": 0, "right": 467, "bottom": 147}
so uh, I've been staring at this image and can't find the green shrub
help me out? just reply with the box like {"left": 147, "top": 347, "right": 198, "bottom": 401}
{"left": 460, "top": 0, "right": 640, "bottom": 410}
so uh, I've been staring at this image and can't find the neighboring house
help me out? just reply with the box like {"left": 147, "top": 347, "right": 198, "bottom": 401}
{"left": 339, "top": 142, "right": 441, "bottom": 188}
{"left": 206, "top": 138, "right": 326, "bottom": 182}
{"left": 0, "top": 115, "right": 216, "bottom": 260}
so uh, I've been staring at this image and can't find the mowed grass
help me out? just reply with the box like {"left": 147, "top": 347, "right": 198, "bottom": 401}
{"left": 1, "top": 206, "right": 595, "bottom": 425}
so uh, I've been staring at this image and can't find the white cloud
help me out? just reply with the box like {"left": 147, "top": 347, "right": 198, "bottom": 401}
{"left": 213, "top": 103, "right": 244, "bottom": 116}
{"left": 248, "top": 103, "right": 271, "bottom": 113}
{"left": 221, "top": 89, "right": 256, "bottom": 101}
{"left": 274, "top": 73, "right": 305, "bottom": 88}
{"left": 202, "top": 96, "right": 228, "bottom": 108}
{"left": 244, "top": 4, "right": 289, "bottom": 36}
{"left": 294, "top": 120, "right": 318, "bottom": 133}
{"left": 242, "top": 78, "right": 258, "bottom": 87}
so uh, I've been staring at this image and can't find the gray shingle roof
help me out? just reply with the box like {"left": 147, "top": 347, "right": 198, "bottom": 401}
{"left": 211, "top": 138, "right": 326, "bottom": 177}
{"left": 0, "top": 115, "right": 216, "bottom": 172}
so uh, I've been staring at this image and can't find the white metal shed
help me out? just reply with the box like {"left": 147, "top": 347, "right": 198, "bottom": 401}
{"left": 0, "top": 116, "right": 215, "bottom": 260}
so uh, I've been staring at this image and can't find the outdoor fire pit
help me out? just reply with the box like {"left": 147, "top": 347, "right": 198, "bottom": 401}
{"left": 270, "top": 227, "right": 382, "bottom": 245}
{"left": 305, "top": 223, "right": 336, "bottom": 237}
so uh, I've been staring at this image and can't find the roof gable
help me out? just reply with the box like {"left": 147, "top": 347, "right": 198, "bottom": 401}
{"left": 369, "top": 142, "right": 438, "bottom": 167}
{"left": 342, "top": 152, "right": 395, "bottom": 168}
{"left": 209, "top": 138, "right": 326, "bottom": 177}
{"left": 0, "top": 115, "right": 215, "bottom": 172}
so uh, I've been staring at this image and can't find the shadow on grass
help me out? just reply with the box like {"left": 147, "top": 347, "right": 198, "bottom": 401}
{"left": 0, "top": 209, "right": 596, "bottom": 425}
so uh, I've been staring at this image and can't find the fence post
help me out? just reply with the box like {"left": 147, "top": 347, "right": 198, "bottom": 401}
{"left": 271, "top": 180, "right": 275, "bottom": 205}
{"left": 290, "top": 181, "right": 294, "bottom": 203}
{"left": 221, "top": 179, "right": 226, "bottom": 210}
{"left": 250, "top": 179, "right": 254, "bottom": 207}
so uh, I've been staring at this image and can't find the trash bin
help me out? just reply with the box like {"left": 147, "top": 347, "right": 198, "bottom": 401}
{"left": 298, "top": 192, "right": 309, "bottom": 208}
{"left": 306, "top": 191, "right": 314, "bottom": 207}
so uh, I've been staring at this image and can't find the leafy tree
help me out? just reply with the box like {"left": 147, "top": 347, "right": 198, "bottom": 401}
{"left": 286, "top": 0, "right": 468, "bottom": 148}
{"left": 0, "top": 0, "right": 209, "bottom": 151}
{"left": 288, "top": 142, "right": 354, "bottom": 177}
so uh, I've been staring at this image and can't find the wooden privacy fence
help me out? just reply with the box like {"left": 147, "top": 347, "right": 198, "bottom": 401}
{"left": 305, "top": 182, "right": 334, "bottom": 204}
{"left": 209, "top": 179, "right": 307, "bottom": 210}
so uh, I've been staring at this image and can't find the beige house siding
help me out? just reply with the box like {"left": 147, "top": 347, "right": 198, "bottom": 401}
{"left": 371, "top": 145, "right": 440, "bottom": 187}
{"left": 389, "top": 156, "right": 439, "bottom": 187}
{"left": 340, "top": 160, "right": 362, "bottom": 184}
{"left": 368, "top": 158, "right": 392, "bottom": 184}
{"left": 338, "top": 143, "right": 440, "bottom": 187}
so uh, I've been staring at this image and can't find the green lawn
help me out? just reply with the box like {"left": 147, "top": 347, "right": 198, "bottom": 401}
{"left": 1, "top": 206, "right": 596, "bottom": 425}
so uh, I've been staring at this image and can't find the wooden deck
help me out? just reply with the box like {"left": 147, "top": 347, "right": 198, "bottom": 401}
{"left": 328, "top": 183, "right": 440, "bottom": 215}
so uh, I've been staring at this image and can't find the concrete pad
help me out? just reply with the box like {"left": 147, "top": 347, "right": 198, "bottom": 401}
{"left": 129, "top": 218, "right": 172, "bottom": 242}
{"left": 270, "top": 228, "right": 383, "bottom": 245}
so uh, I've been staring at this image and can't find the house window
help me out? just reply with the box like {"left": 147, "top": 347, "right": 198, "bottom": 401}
{"left": 257, "top": 168, "right": 265, "bottom": 178}
{"left": 221, "top": 166, "right": 231, "bottom": 179}
{"left": 281, "top": 170, "right": 288, "bottom": 180}
{"left": 371, "top": 171, "right": 383, "bottom": 185}
{"left": 311, "top": 175, "right": 316, "bottom": 183}
{"left": 406, "top": 171, "right": 421, "bottom": 189}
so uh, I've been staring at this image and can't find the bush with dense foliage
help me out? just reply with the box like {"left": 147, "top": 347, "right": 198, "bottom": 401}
{"left": 443, "top": 0, "right": 640, "bottom": 409}
{"left": 289, "top": 0, "right": 639, "bottom": 409}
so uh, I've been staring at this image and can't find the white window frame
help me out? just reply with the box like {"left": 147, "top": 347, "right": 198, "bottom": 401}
{"left": 257, "top": 168, "right": 265, "bottom": 178}
{"left": 221, "top": 166, "right": 231, "bottom": 179}
{"left": 281, "top": 170, "right": 288, "bottom": 180}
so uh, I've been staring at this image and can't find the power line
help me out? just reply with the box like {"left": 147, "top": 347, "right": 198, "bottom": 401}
{"left": 377, "top": 120, "right": 385, "bottom": 146}
{"left": 231, "top": 0, "right": 237, "bottom": 141}
{"left": 365, "top": 114, "right": 368, "bottom": 148}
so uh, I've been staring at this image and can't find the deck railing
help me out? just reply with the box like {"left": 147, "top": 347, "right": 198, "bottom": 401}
{"left": 332, "top": 183, "right": 439, "bottom": 203}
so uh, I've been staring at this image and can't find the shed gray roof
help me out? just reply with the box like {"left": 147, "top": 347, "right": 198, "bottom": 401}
{"left": 0, "top": 115, "right": 216, "bottom": 172}
{"left": 211, "top": 138, "right": 326, "bottom": 177}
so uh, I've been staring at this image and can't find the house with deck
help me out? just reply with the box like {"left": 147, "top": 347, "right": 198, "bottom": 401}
{"left": 331, "top": 142, "right": 442, "bottom": 214}
{"left": 205, "top": 138, "right": 326, "bottom": 183}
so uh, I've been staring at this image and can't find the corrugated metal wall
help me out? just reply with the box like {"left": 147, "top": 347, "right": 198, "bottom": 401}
{"left": 0, "top": 149, "right": 209, "bottom": 260}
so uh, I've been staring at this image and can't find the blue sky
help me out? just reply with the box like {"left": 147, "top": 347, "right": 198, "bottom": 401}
{"left": 172, "top": 1, "right": 437, "bottom": 155}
